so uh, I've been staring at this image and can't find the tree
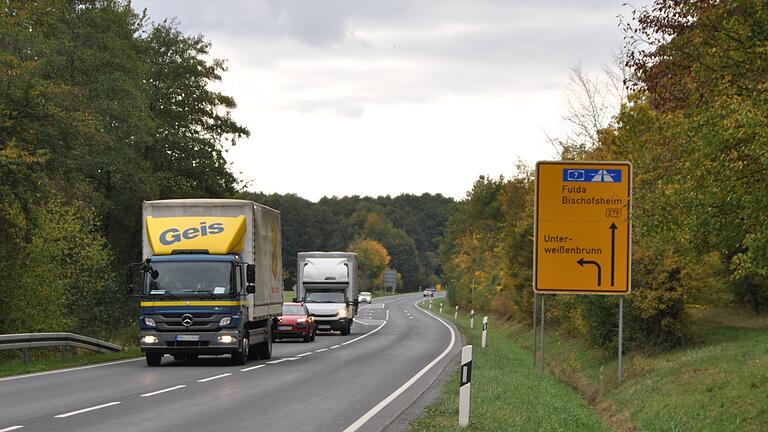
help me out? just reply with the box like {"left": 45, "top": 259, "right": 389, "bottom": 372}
{"left": 349, "top": 239, "right": 390, "bottom": 292}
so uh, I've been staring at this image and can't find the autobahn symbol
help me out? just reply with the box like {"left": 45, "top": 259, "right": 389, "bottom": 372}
{"left": 534, "top": 161, "right": 632, "bottom": 295}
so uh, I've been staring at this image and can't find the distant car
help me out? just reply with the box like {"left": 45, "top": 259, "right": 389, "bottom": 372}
{"left": 274, "top": 302, "right": 315, "bottom": 343}
{"left": 358, "top": 292, "right": 372, "bottom": 303}
{"left": 423, "top": 288, "right": 435, "bottom": 297}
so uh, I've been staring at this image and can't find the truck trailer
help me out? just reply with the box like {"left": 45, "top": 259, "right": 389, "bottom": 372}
{"left": 296, "top": 252, "right": 358, "bottom": 335}
{"left": 131, "top": 199, "right": 283, "bottom": 366}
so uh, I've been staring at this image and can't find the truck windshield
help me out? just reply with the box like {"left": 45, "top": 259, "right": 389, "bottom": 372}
{"left": 304, "top": 291, "right": 346, "bottom": 303}
{"left": 144, "top": 261, "right": 233, "bottom": 295}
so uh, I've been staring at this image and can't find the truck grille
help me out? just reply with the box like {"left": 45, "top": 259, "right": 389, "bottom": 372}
{"left": 165, "top": 341, "right": 210, "bottom": 347}
{"left": 154, "top": 313, "right": 225, "bottom": 331}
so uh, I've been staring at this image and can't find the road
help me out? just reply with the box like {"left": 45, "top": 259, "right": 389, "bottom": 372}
{"left": 0, "top": 294, "right": 458, "bottom": 432}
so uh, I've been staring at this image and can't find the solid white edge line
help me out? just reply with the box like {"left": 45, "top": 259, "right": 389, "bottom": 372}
{"left": 197, "top": 373, "right": 231, "bottom": 382}
{"left": 342, "top": 298, "right": 456, "bottom": 432}
{"left": 241, "top": 365, "right": 266, "bottom": 372}
{"left": 54, "top": 401, "right": 122, "bottom": 418}
{"left": 140, "top": 385, "right": 186, "bottom": 397}
{"left": 0, "top": 426, "right": 24, "bottom": 431}
{"left": 0, "top": 358, "right": 143, "bottom": 382}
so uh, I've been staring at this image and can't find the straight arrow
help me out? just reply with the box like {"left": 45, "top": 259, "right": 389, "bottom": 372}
{"left": 577, "top": 258, "right": 602, "bottom": 287}
{"left": 609, "top": 223, "right": 617, "bottom": 287}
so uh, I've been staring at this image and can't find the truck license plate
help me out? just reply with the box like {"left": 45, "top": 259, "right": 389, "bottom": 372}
{"left": 176, "top": 335, "right": 200, "bottom": 341}
{"left": 277, "top": 325, "right": 292, "bottom": 331}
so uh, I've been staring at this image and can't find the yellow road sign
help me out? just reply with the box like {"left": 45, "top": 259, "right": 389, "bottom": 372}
{"left": 436, "top": 283, "right": 442, "bottom": 292}
{"left": 534, "top": 161, "right": 632, "bottom": 294}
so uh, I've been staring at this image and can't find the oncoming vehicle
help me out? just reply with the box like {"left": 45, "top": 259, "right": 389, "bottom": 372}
{"left": 274, "top": 303, "right": 315, "bottom": 343}
{"left": 423, "top": 288, "right": 435, "bottom": 297}
{"left": 358, "top": 292, "right": 372, "bottom": 303}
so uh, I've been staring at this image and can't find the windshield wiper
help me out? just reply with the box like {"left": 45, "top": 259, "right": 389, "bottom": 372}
{"left": 147, "top": 291, "right": 180, "bottom": 299}
{"left": 179, "top": 290, "right": 222, "bottom": 299}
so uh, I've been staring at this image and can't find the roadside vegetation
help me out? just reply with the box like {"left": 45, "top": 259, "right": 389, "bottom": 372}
{"left": 410, "top": 299, "right": 610, "bottom": 432}
{"left": 0, "top": 347, "right": 141, "bottom": 378}
{"left": 416, "top": 298, "right": 768, "bottom": 431}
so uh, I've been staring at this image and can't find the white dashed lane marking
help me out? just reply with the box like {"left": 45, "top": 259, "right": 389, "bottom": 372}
{"left": 54, "top": 402, "right": 121, "bottom": 418}
{"left": 197, "top": 373, "right": 231, "bottom": 383}
{"left": 140, "top": 385, "right": 186, "bottom": 397}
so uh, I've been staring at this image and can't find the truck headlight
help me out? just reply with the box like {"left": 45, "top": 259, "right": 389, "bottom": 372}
{"left": 337, "top": 308, "right": 347, "bottom": 318}
{"left": 218, "top": 335, "right": 236, "bottom": 344}
{"left": 143, "top": 317, "right": 156, "bottom": 327}
{"left": 141, "top": 335, "right": 159, "bottom": 344}
{"left": 219, "top": 317, "right": 232, "bottom": 326}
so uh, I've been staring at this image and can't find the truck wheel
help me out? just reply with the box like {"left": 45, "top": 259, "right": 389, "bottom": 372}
{"left": 255, "top": 326, "right": 273, "bottom": 360}
{"left": 145, "top": 353, "right": 162, "bottom": 366}
{"left": 341, "top": 321, "right": 350, "bottom": 336}
{"left": 231, "top": 335, "right": 249, "bottom": 366}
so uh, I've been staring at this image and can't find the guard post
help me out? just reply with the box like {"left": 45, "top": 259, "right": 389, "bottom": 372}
{"left": 481, "top": 316, "right": 488, "bottom": 348}
{"left": 459, "top": 345, "right": 472, "bottom": 427}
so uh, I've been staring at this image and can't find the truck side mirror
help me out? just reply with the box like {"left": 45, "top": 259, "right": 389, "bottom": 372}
{"left": 246, "top": 284, "right": 256, "bottom": 294}
{"left": 246, "top": 264, "right": 256, "bottom": 284}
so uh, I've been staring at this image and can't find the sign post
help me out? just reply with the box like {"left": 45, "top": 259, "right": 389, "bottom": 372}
{"left": 383, "top": 269, "right": 397, "bottom": 294}
{"left": 534, "top": 161, "right": 632, "bottom": 380}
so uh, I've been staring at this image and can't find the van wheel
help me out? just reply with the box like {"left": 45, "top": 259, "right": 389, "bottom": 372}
{"left": 146, "top": 353, "right": 162, "bottom": 366}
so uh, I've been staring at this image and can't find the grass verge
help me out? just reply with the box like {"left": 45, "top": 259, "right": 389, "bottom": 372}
{"left": 0, "top": 347, "right": 142, "bottom": 378}
{"left": 410, "top": 298, "right": 610, "bottom": 432}
{"left": 417, "top": 299, "right": 768, "bottom": 432}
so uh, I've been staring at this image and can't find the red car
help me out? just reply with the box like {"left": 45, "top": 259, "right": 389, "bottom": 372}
{"left": 274, "top": 302, "right": 316, "bottom": 342}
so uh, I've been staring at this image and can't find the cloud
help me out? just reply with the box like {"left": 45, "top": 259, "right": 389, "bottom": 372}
{"left": 130, "top": 0, "right": 647, "bottom": 199}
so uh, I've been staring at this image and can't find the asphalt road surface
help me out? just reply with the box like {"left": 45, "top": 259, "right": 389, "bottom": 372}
{"left": 0, "top": 293, "right": 459, "bottom": 432}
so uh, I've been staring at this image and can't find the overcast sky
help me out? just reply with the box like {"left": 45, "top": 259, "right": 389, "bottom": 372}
{"left": 131, "top": 0, "right": 644, "bottom": 201}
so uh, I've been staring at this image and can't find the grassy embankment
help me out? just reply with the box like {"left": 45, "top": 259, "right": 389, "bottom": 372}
{"left": 411, "top": 298, "right": 610, "bottom": 432}
{"left": 413, "top": 298, "right": 768, "bottom": 431}
{"left": 0, "top": 347, "right": 141, "bottom": 378}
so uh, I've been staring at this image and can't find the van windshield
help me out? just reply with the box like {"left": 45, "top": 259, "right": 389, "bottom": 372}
{"left": 144, "top": 261, "right": 233, "bottom": 295}
{"left": 304, "top": 291, "right": 346, "bottom": 303}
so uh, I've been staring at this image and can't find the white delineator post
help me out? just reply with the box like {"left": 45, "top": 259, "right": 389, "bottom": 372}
{"left": 481, "top": 316, "right": 488, "bottom": 348}
{"left": 439, "top": 303, "right": 443, "bottom": 314}
{"left": 470, "top": 309, "right": 475, "bottom": 329}
{"left": 459, "top": 345, "right": 473, "bottom": 427}
{"left": 454, "top": 305, "right": 458, "bottom": 320}
{"left": 429, "top": 299, "right": 433, "bottom": 310}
